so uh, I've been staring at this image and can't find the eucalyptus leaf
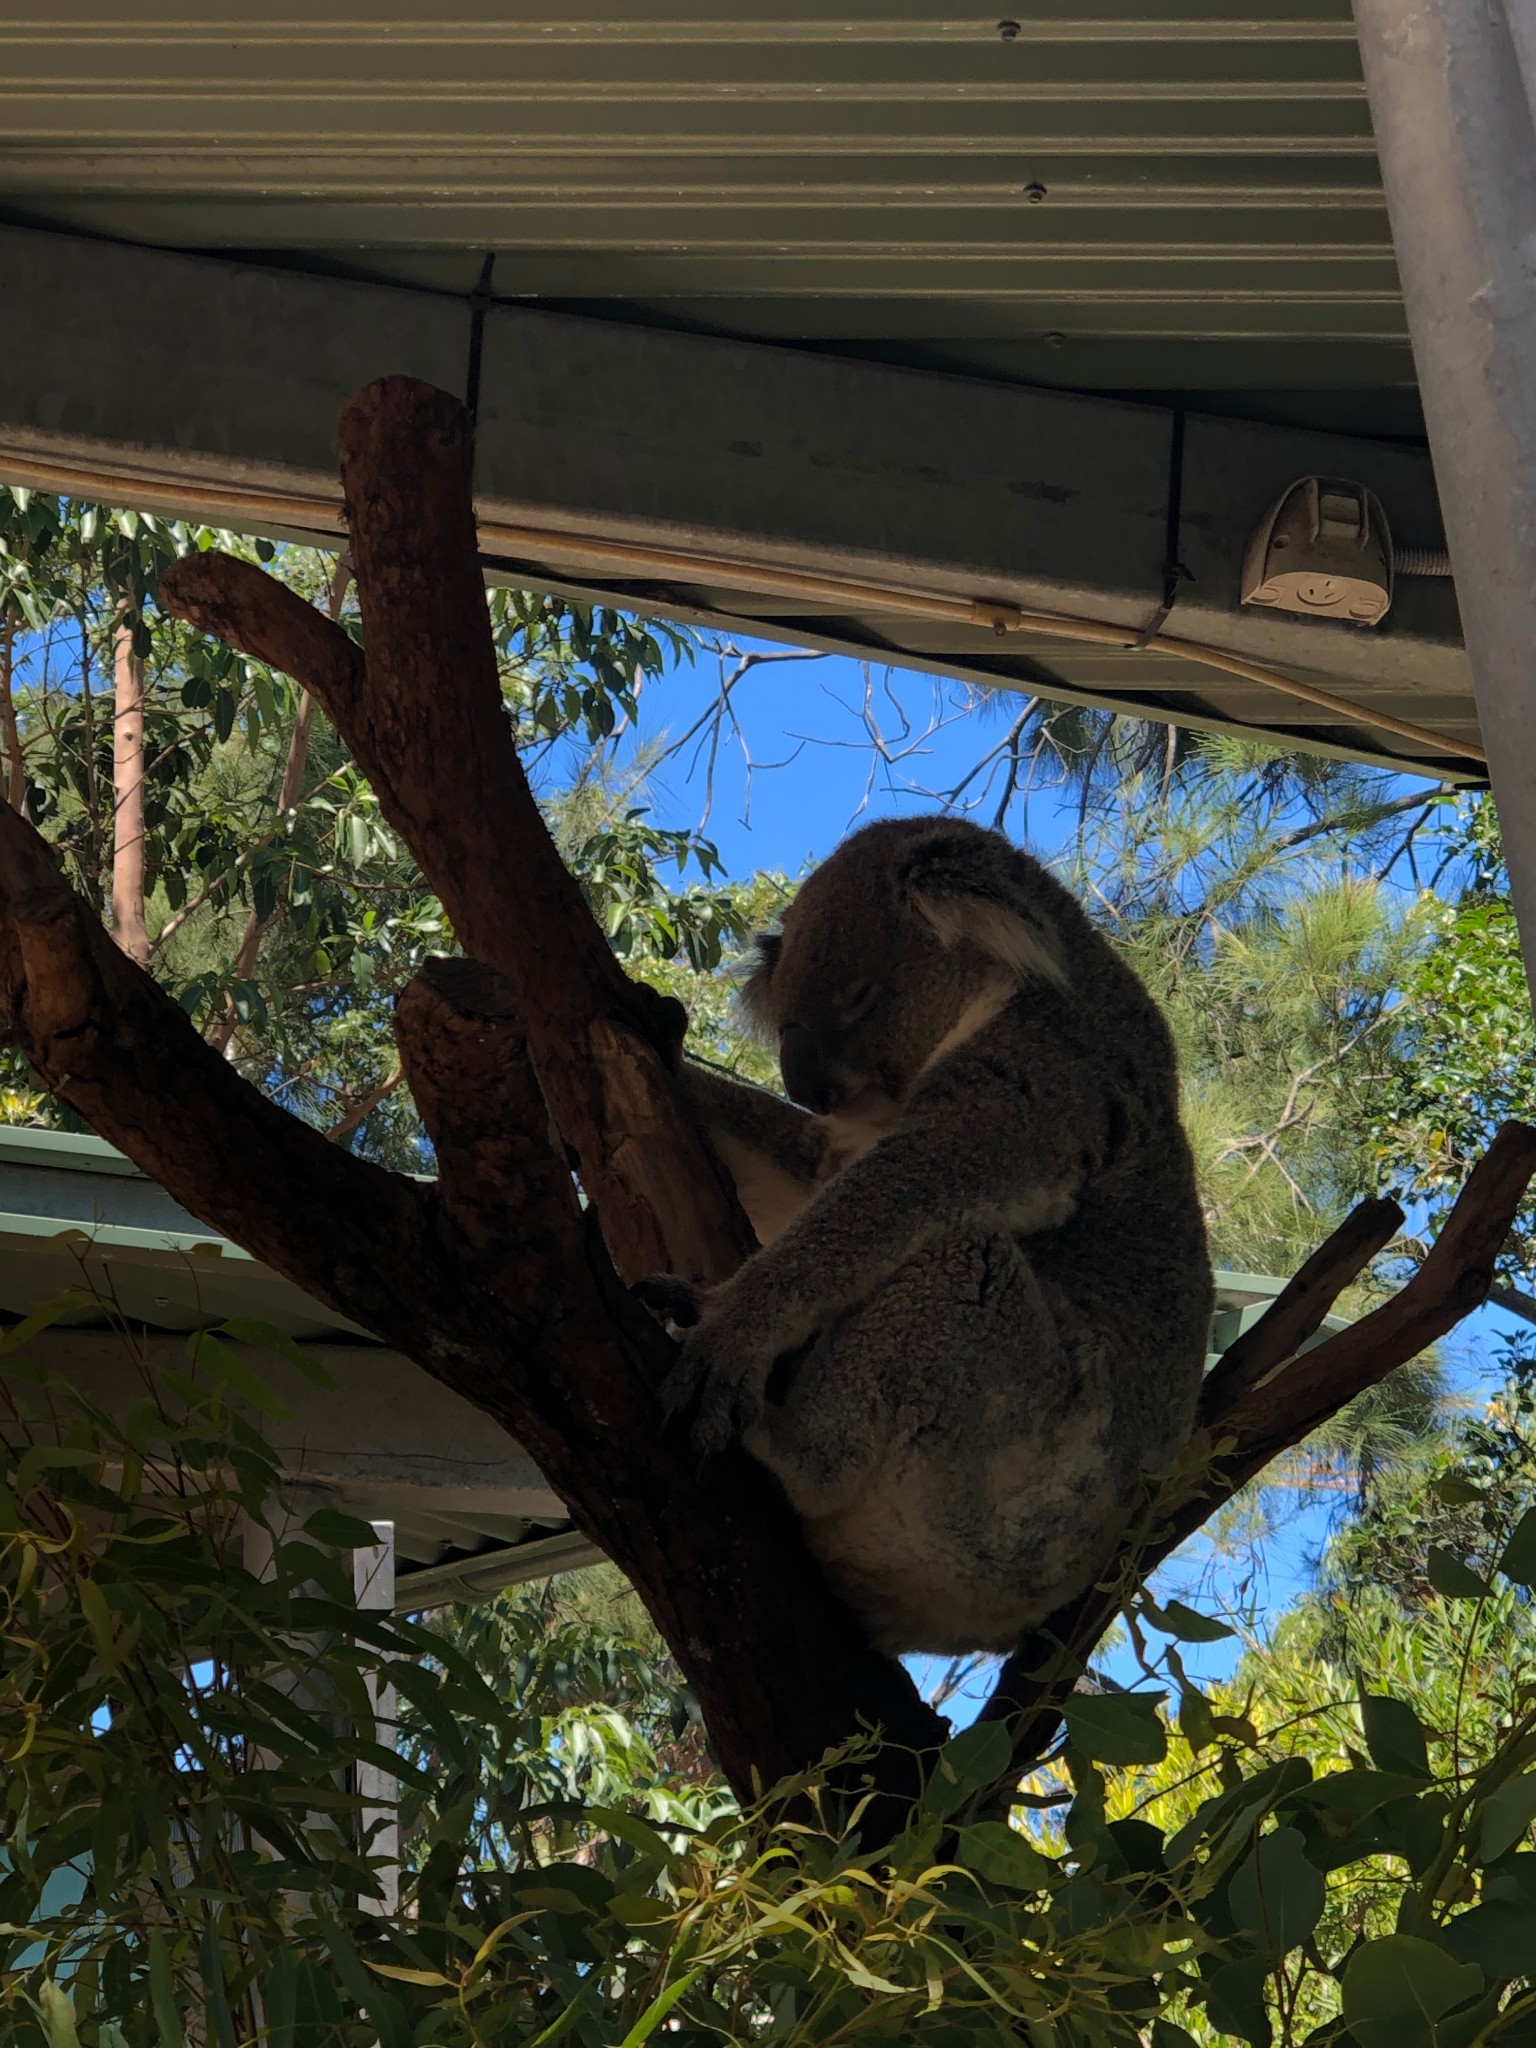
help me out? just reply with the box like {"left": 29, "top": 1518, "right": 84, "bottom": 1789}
{"left": 1360, "top": 1693, "right": 1432, "bottom": 1781}
{"left": 924, "top": 1720, "right": 1013, "bottom": 1812}
{"left": 1063, "top": 1691, "right": 1169, "bottom": 1767}
{"left": 1442, "top": 1898, "right": 1536, "bottom": 1978}
{"left": 1341, "top": 1935, "right": 1483, "bottom": 2048}
{"left": 184, "top": 1331, "right": 293, "bottom": 1422}
{"left": 1498, "top": 1506, "right": 1536, "bottom": 1587}
{"left": 1228, "top": 1827, "right": 1325, "bottom": 1955}
{"left": 1204, "top": 1953, "right": 1273, "bottom": 2046}
{"left": 956, "top": 1820, "right": 1057, "bottom": 1892}
{"left": 1426, "top": 1547, "right": 1490, "bottom": 1600}
{"left": 1479, "top": 1775, "right": 1536, "bottom": 1863}
{"left": 302, "top": 1506, "right": 384, "bottom": 1550}
{"left": 1148, "top": 1596, "right": 1236, "bottom": 1643}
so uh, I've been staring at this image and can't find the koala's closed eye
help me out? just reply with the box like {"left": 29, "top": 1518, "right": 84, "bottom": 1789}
{"left": 834, "top": 979, "right": 881, "bottom": 1023}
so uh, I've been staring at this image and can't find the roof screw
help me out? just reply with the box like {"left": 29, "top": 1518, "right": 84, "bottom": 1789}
{"left": 1043, "top": 331, "right": 1065, "bottom": 349}
{"left": 1024, "top": 181, "right": 1047, "bottom": 203}
{"left": 997, "top": 19, "right": 1021, "bottom": 38}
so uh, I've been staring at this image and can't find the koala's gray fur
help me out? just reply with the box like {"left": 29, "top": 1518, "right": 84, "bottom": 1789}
{"left": 658, "top": 815, "right": 1212, "bottom": 1658}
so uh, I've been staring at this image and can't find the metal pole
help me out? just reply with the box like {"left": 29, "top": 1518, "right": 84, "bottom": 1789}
{"left": 1352, "top": 0, "right": 1536, "bottom": 987}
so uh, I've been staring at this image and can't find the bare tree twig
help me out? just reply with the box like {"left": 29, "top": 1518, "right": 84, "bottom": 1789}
{"left": 325, "top": 1061, "right": 403, "bottom": 1144}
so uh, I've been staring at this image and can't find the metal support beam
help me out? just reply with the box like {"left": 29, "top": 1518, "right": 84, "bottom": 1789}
{"left": 1354, "top": 0, "right": 1536, "bottom": 975}
{"left": 0, "top": 221, "right": 1477, "bottom": 776}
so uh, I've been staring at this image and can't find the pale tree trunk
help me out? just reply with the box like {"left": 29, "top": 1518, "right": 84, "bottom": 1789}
{"left": 111, "top": 601, "right": 150, "bottom": 967}
{"left": 0, "top": 608, "right": 25, "bottom": 816}
{"left": 207, "top": 552, "right": 350, "bottom": 1055}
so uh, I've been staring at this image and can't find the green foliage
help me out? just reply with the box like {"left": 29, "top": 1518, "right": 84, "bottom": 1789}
{"left": 0, "top": 488, "right": 740, "bottom": 1162}
{"left": 8, "top": 1308, "right": 1536, "bottom": 2044}
{"left": 1372, "top": 796, "right": 1536, "bottom": 1292}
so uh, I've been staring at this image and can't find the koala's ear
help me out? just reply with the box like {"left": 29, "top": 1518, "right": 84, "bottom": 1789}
{"left": 903, "top": 844, "right": 1067, "bottom": 986}
{"left": 736, "top": 930, "right": 784, "bottom": 1034}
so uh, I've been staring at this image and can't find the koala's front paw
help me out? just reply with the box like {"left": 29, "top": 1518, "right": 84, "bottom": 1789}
{"left": 660, "top": 1311, "right": 773, "bottom": 1462}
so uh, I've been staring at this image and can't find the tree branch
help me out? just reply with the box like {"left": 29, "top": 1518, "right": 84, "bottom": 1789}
{"left": 981, "top": 1123, "right": 1536, "bottom": 1771}
{"left": 1198, "top": 1195, "right": 1403, "bottom": 1413}
{"left": 391, "top": 958, "right": 946, "bottom": 1802}
{"left": 1490, "top": 1281, "right": 1536, "bottom": 1332}
{"left": 110, "top": 604, "right": 150, "bottom": 969}
{"left": 159, "top": 381, "right": 754, "bottom": 1292}
{"left": 0, "top": 798, "right": 450, "bottom": 1354}
{"left": 325, "top": 1062, "right": 403, "bottom": 1144}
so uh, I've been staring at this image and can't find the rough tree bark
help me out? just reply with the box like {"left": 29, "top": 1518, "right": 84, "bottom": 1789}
{"left": 0, "top": 373, "right": 1526, "bottom": 1831}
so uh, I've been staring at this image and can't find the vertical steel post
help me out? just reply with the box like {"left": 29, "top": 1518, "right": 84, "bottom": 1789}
{"left": 1353, "top": 0, "right": 1536, "bottom": 985}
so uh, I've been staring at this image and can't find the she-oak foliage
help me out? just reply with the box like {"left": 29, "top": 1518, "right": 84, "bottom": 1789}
{"left": 4, "top": 443, "right": 1536, "bottom": 2043}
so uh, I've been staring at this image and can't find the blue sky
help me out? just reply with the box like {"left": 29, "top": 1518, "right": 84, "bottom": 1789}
{"left": 625, "top": 637, "right": 1078, "bottom": 879}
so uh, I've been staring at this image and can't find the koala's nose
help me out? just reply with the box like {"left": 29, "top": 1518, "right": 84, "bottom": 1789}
{"left": 779, "top": 1023, "right": 832, "bottom": 1113}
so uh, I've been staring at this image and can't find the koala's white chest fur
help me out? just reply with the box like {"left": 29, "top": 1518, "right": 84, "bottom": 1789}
{"left": 819, "top": 978, "right": 1016, "bottom": 1176}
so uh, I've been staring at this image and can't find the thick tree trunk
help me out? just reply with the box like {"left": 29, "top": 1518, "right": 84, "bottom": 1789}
{"left": 110, "top": 602, "right": 150, "bottom": 968}
{"left": 0, "top": 374, "right": 1515, "bottom": 1830}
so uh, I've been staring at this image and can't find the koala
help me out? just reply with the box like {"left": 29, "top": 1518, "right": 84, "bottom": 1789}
{"left": 652, "top": 815, "right": 1213, "bottom": 1658}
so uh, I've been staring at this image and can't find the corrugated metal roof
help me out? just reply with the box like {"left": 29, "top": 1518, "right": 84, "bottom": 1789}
{"left": 0, "top": 1125, "right": 604, "bottom": 1607}
{"left": 2, "top": 4, "right": 1465, "bottom": 775}
{"left": 0, "top": 1, "right": 1413, "bottom": 429}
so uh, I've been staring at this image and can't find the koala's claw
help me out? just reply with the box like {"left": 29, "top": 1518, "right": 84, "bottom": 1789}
{"left": 632, "top": 1273, "right": 703, "bottom": 1329}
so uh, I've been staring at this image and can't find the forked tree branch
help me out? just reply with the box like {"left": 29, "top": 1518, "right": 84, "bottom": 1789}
{"left": 0, "top": 798, "right": 445, "bottom": 1350}
{"left": 159, "top": 381, "right": 754, "bottom": 1293}
{"left": 0, "top": 831, "right": 943, "bottom": 1797}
